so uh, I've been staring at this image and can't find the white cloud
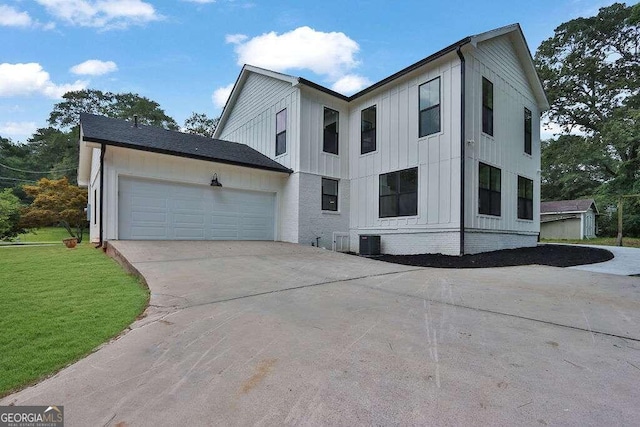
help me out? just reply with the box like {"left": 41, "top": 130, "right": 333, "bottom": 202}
{"left": 35, "top": 0, "right": 160, "bottom": 29}
{"left": 0, "top": 5, "right": 33, "bottom": 27}
{"left": 212, "top": 83, "right": 234, "bottom": 109}
{"left": 331, "top": 74, "right": 371, "bottom": 95}
{"left": 225, "top": 33, "right": 248, "bottom": 44}
{"left": 0, "top": 63, "right": 88, "bottom": 99}
{"left": 228, "top": 26, "right": 360, "bottom": 79}
{"left": 0, "top": 121, "right": 38, "bottom": 139}
{"left": 70, "top": 59, "right": 118, "bottom": 76}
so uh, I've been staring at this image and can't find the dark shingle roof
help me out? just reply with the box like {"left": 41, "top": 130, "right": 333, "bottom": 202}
{"left": 80, "top": 113, "right": 291, "bottom": 174}
{"left": 541, "top": 199, "right": 597, "bottom": 214}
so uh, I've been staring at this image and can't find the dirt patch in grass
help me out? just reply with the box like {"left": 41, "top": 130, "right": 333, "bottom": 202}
{"left": 374, "top": 244, "right": 613, "bottom": 269}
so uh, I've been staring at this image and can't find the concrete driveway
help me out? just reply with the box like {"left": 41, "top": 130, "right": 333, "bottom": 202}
{"left": 3, "top": 241, "right": 640, "bottom": 426}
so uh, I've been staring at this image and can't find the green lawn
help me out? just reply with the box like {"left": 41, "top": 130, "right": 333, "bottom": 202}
{"left": 0, "top": 244, "right": 148, "bottom": 397}
{"left": 17, "top": 227, "right": 83, "bottom": 243}
{"left": 541, "top": 236, "right": 640, "bottom": 248}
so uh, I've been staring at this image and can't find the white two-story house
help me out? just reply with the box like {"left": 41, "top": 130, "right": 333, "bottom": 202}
{"left": 78, "top": 23, "right": 548, "bottom": 255}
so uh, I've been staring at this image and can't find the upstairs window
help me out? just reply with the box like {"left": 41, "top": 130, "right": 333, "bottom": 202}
{"left": 361, "top": 105, "right": 376, "bottom": 154}
{"left": 524, "top": 108, "right": 532, "bottom": 155}
{"left": 482, "top": 77, "right": 494, "bottom": 136}
{"left": 518, "top": 176, "right": 534, "bottom": 220}
{"left": 321, "top": 178, "right": 338, "bottom": 211}
{"left": 479, "top": 162, "right": 501, "bottom": 216}
{"left": 379, "top": 167, "right": 418, "bottom": 218}
{"left": 419, "top": 77, "right": 441, "bottom": 137}
{"left": 276, "top": 108, "right": 287, "bottom": 156}
{"left": 323, "top": 107, "right": 339, "bottom": 155}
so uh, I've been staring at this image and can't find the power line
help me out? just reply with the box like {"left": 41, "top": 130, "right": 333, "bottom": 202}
{"left": 0, "top": 176, "right": 37, "bottom": 183}
{"left": 0, "top": 161, "right": 77, "bottom": 174}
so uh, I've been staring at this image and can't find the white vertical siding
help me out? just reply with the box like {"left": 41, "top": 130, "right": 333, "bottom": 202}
{"left": 217, "top": 72, "right": 300, "bottom": 171}
{"left": 88, "top": 147, "right": 101, "bottom": 242}
{"left": 298, "top": 88, "right": 349, "bottom": 179}
{"left": 464, "top": 34, "right": 541, "bottom": 236}
{"left": 348, "top": 54, "right": 462, "bottom": 233}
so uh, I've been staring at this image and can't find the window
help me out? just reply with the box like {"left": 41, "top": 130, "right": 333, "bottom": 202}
{"left": 379, "top": 167, "right": 418, "bottom": 218}
{"left": 419, "top": 77, "right": 441, "bottom": 137}
{"left": 518, "top": 176, "right": 534, "bottom": 220}
{"left": 323, "top": 107, "right": 339, "bottom": 155}
{"left": 524, "top": 108, "right": 532, "bottom": 155}
{"left": 322, "top": 178, "right": 339, "bottom": 211}
{"left": 276, "top": 108, "right": 286, "bottom": 156}
{"left": 361, "top": 105, "right": 376, "bottom": 154}
{"left": 482, "top": 77, "right": 494, "bottom": 136}
{"left": 479, "top": 162, "right": 501, "bottom": 216}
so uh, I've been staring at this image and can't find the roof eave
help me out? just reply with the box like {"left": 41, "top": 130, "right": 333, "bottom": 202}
{"left": 82, "top": 136, "right": 292, "bottom": 174}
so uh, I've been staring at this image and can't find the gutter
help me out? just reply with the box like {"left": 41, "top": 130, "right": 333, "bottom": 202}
{"left": 456, "top": 47, "right": 466, "bottom": 256}
{"left": 98, "top": 143, "right": 105, "bottom": 247}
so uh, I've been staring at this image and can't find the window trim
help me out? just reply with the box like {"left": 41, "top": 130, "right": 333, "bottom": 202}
{"left": 275, "top": 108, "right": 287, "bottom": 156}
{"left": 379, "top": 167, "right": 419, "bottom": 218}
{"left": 418, "top": 77, "right": 441, "bottom": 138}
{"left": 517, "top": 175, "right": 534, "bottom": 220}
{"left": 482, "top": 77, "right": 494, "bottom": 137}
{"left": 322, "top": 106, "right": 339, "bottom": 155}
{"left": 361, "top": 105, "right": 377, "bottom": 155}
{"left": 524, "top": 107, "right": 532, "bottom": 155}
{"left": 321, "top": 177, "right": 339, "bottom": 212}
{"left": 478, "top": 162, "right": 501, "bottom": 217}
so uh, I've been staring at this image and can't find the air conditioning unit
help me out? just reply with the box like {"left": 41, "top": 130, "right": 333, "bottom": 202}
{"left": 359, "top": 235, "right": 380, "bottom": 256}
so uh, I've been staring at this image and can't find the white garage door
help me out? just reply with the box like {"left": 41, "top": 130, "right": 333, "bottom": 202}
{"left": 118, "top": 177, "right": 276, "bottom": 240}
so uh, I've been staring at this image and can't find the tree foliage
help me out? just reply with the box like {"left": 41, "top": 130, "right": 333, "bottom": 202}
{"left": 536, "top": 2, "right": 640, "bottom": 236}
{"left": 183, "top": 112, "right": 219, "bottom": 138}
{"left": 0, "top": 188, "right": 23, "bottom": 240}
{"left": 48, "top": 89, "right": 179, "bottom": 130}
{"left": 20, "top": 178, "right": 88, "bottom": 242}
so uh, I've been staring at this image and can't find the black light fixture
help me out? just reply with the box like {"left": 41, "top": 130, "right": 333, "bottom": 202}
{"left": 210, "top": 173, "right": 222, "bottom": 187}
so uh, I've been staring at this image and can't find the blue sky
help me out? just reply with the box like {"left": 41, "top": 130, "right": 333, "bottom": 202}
{"left": 0, "top": 0, "right": 621, "bottom": 142}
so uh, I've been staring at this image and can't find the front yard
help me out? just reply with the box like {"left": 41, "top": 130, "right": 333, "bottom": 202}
{"left": 0, "top": 244, "right": 148, "bottom": 397}
{"left": 541, "top": 236, "right": 640, "bottom": 248}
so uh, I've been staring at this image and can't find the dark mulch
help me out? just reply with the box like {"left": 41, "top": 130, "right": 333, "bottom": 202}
{"left": 374, "top": 244, "right": 613, "bottom": 269}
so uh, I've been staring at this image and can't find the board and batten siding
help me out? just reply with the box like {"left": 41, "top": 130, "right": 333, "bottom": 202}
{"left": 348, "top": 53, "right": 462, "bottom": 233}
{"left": 88, "top": 147, "right": 101, "bottom": 242}
{"left": 100, "top": 146, "right": 288, "bottom": 241}
{"left": 463, "top": 34, "right": 541, "bottom": 236}
{"left": 299, "top": 88, "right": 350, "bottom": 179}
{"left": 217, "top": 72, "right": 300, "bottom": 171}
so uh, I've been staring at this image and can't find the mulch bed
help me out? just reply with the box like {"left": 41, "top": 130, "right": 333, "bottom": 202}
{"left": 373, "top": 244, "right": 613, "bottom": 269}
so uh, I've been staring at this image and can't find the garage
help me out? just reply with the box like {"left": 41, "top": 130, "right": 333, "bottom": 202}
{"left": 118, "top": 177, "right": 276, "bottom": 241}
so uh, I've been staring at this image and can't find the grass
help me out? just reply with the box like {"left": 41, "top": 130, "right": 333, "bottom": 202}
{"left": 541, "top": 236, "right": 640, "bottom": 248}
{"left": 17, "top": 227, "right": 80, "bottom": 243}
{"left": 0, "top": 244, "right": 148, "bottom": 397}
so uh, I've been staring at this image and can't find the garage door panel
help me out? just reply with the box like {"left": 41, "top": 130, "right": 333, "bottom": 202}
{"left": 119, "top": 177, "right": 275, "bottom": 241}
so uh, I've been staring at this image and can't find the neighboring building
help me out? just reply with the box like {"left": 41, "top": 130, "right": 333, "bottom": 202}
{"left": 78, "top": 23, "right": 548, "bottom": 255}
{"left": 540, "top": 199, "right": 598, "bottom": 240}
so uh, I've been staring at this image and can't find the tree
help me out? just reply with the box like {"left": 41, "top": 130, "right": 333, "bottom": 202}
{"left": 20, "top": 178, "right": 88, "bottom": 242}
{"left": 48, "top": 89, "right": 179, "bottom": 130}
{"left": 0, "top": 188, "right": 23, "bottom": 240}
{"left": 183, "top": 112, "right": 219, "bottom": 138}
{"left": 535, "top": 2, "right": 640, "bottom": 235}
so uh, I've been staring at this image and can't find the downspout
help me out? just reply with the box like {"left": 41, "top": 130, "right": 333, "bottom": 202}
{"left": 98, "top": 143, "right": 106, "bottom": 247}
{"left": 456, "top": 47, "right": 466, "bottom": 256}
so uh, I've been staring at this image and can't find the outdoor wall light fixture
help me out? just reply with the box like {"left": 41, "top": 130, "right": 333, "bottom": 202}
{"left": 210, "top": 173, "right": 222, "bottom": 187}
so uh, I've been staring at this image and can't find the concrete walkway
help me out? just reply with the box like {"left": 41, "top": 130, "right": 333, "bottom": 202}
{"left": 569, "top": 244, "right": 640, "bottom": 276}
{"left": 3, "top": 241, "right": 640, "bottom": 426}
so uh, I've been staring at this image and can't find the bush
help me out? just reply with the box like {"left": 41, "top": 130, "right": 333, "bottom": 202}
{"left": 0, "top": 188, "right": 24, "bottom": 240}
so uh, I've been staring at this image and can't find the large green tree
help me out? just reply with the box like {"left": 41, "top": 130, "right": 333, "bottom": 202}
{"left": 183, "top": 112, "right": 219, "bottom": 138}
{"left": 535, "top": 2, "right": 640, "bottom": 235}
{"left": 48, "top": 89, "right": 179, "bottom": 130}
{"left": 0, "top": 188, "right": 23, "bottom": 240}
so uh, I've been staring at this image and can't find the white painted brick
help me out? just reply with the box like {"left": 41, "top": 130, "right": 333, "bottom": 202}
{"left": 464, "top": 231, "right": 537, "bottom": 254}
